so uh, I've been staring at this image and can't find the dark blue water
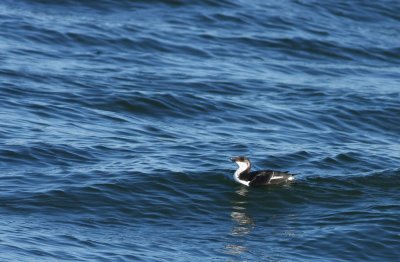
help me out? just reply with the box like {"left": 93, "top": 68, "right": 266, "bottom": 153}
{"left": 1, "top": 0, "right": 400, "bottom": 261}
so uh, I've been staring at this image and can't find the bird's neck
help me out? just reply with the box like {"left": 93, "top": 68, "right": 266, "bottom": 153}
{"left": 234, "top": 162, "right": 251, "bottom": 183}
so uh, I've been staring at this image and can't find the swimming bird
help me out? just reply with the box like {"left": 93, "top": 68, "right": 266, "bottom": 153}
{"left": 230, "top": 156, "right": 294, "bottom": 186}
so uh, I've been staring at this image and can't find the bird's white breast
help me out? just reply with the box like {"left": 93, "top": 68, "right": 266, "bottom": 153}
{"left": 234, "top": 162, "right": 250, "bottom": 186}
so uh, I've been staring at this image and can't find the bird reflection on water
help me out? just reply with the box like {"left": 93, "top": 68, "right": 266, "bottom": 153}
{"left": 225, "top": 187, "right": 253, "bottom": 256}
{"left": 225, "top": 185, "right": 300, "bottom": 260}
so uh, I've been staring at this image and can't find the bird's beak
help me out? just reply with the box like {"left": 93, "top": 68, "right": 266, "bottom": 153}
{"left": 230, "top": 157, "right": 237, "bottom": 162}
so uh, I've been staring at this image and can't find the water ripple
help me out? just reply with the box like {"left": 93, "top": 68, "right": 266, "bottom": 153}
{"left": 1, "top": 0, "right": 400, "bottom": 260}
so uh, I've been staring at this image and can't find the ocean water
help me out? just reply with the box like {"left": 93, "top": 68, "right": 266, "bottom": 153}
{"left": 1, "top": 0, "right": 400, "bottom": 261}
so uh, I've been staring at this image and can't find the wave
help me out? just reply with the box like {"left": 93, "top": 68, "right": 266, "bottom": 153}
{"left": 1, "top": 167, "right": 398, "bottom": 218}
{"left": 23, "top": 0, "right": 239, "bottom": 8}
{"left": 0, "top": 143, "right": 98, "bottom": 167}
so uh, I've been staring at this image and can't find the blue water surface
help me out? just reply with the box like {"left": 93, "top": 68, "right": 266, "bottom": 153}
{"left": 1, "top": 0, "right": 400, "bottom": 261}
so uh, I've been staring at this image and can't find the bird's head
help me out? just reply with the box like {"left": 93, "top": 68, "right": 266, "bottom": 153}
{"left": 230, "top": 156, "right": 251, "bottom": 169}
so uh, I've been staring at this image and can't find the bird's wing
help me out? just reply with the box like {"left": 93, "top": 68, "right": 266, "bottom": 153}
{"left": 248, "top": 170, "right": 273, "bottom": 186}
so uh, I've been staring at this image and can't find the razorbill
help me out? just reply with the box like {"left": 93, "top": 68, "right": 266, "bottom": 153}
{"left": 230, "top": 156, "right": 294, "bottom": 187}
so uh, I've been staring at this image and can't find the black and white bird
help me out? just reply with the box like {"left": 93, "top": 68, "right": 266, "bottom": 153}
{"left": 230, "top": 156, "right": 294, "bottom": 187}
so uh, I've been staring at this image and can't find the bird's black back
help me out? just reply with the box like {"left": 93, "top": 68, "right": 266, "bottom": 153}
{"left": 248, "top": 170, "right": 293, "bottom": 187}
